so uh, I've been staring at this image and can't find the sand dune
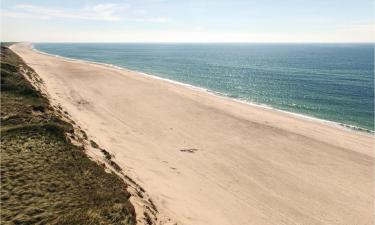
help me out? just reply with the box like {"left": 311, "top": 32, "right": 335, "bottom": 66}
{"left": 11, "top": 43, "right": 374, "bottom": 225}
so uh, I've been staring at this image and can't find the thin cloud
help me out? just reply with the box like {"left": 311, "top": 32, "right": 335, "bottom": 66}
{"left": 127, "top": 17, "right": 170, "bottom": 23}
{"left": 12, "top": 3, "right": 125, "bottom": 21}
{"left": 2, "top": 3, "right": 170, "bottom": 23}
{"left": 1, "top": 10, "right": 50, "bottom": 19}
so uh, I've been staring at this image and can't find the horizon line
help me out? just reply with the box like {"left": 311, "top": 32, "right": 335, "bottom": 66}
{"left": 5, "top": 41, "right": 375, "bottom": 44}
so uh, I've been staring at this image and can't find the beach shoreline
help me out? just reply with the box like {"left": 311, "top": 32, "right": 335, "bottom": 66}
{"left": 11, "top": 42, "right": 374, "bottom": 225}
{"left": 30, "top": 43, "right": 374, "bottom": 135}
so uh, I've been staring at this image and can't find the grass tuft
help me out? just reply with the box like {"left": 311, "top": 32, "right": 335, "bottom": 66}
{"left": 90, "top": 140, "right": 99, "bottom": 148}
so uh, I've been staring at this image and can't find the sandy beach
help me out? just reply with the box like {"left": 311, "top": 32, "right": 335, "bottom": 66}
{"left": 11, "top": 43, "right": 374, "bottom": 225}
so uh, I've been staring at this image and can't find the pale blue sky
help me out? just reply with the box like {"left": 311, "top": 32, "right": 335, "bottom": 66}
{"left": 1, "top": 0, "right": 374, "bottom": 42}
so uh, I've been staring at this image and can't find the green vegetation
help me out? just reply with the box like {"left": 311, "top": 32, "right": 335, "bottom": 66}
{"left": 90, "top": 140, "right": 99, "bottom": 149}
{"left": 1, "top": 46, "right": 136, "bottom": 225}
{"left": 0, "top": 42, "right": 17, "bottom": 48}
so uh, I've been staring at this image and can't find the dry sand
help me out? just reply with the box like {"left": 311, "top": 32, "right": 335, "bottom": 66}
{"left": 11, "top": 43, "right": 374, "bottom": 225}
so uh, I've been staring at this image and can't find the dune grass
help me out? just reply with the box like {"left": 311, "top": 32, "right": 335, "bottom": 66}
{"left": 1, "top": 45, "right": 136, "bottom": 225}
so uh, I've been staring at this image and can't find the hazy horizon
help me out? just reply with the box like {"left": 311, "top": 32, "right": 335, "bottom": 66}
{"left": 5, "top": 41, "right": 375, "bottom": 44}
{"left": 1, "top": 0, "right": 374, "bottom": 43}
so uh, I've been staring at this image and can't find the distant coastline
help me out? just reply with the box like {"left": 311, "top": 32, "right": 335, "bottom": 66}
{"left": 31, "top": 43, "right": 374, "bottom": 134}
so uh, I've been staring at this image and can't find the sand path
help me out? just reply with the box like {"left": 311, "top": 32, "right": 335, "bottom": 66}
{"left": 11, "top": 43, "right": 374, "bottom": 225}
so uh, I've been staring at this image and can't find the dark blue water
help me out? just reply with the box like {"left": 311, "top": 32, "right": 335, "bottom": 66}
{"left": 34, "top": 43, "right": 374, "bottom": 131}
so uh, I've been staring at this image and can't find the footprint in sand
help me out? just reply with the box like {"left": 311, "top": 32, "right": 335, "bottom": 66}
{"left": 179, "top": 148, "right": 198, "bottom": 153}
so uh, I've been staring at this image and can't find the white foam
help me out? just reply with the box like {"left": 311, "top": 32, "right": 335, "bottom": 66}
{"left": 30, "top": 44, "right": 374, "bottom": 135}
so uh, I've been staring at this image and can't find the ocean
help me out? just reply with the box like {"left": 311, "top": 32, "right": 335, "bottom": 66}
{"left": 33, "top": 43, "right": 374, "bottom": 132}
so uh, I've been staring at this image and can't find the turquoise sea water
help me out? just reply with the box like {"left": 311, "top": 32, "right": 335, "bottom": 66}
{"left": 34, "top": 43, "right": 374, "bottom": 131}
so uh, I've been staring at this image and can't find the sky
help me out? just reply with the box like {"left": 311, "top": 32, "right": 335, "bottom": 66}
{"left": 1, "top": 0, "right": 374, "bottom": 42}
